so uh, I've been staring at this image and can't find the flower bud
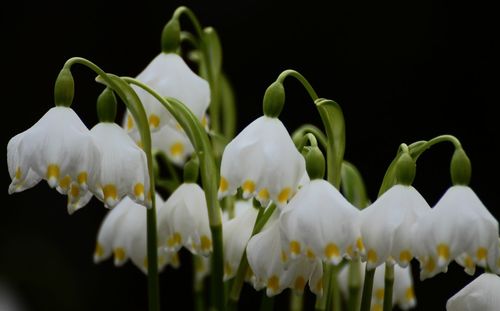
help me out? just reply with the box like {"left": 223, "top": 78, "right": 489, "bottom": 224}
{"left": 305, "top": 146, "right": 325, "bottom": 180}
{"left": 450, "top": 147, "right": 471, "bottom": 185}
{"left": 262, "top": 82, "right": 285, "bottom": 118}
{"left": 96, "top": 88, "right": 117, "bottom": 123}
{"left": 54, "top": 68, "right": 74, "bottom": 107}
{"left": 161, "top": 18, "right": 181, "bottom": 53}
{"left": 395, "top": 152, "right": 416, "bottom": 186}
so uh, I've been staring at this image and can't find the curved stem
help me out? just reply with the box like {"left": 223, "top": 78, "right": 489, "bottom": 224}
{"left": 173, "top": 6, "right": 205, "bottom": 39}
{"left": 122, "top": 77, "right": 225, "bottom": 311}
{"left": 409, "top": 134, "right": 462, "bottom": 160}
{"left": 292, "top": 124, "right": 327, "bottom": 151}
{"left": 277, "top": 69, "right": 319, "bottom": 101}
{"left": 63, "top": 57, "right": 159, "bottom": 311}
{"left": 296, "top": 132, "right": 319, "bottom": 152}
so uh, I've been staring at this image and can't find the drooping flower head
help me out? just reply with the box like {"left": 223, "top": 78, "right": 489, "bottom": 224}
{"left": 7, "top": 106, "right": 99, "bottom": 213}
{"left": 219, "top": 116, "right": 306, "bottom": 208}
{"left": 127, "top": 53, "right": 210, "bottom": 131}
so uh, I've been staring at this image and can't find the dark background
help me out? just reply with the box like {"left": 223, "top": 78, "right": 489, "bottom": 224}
{"left": 0, "top": 0, "right": 497, "bottom": 310}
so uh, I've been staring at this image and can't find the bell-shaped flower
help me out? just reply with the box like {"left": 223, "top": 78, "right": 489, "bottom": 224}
{"left": 7, "top": 106, "right": 98, "bottom": 212}
{"left": 246, "top": 215, "right": 323, "bottom": 297}
{"left": 158, "top": 183, "right": 212, "bottom": 256}
{"left": 219, "top": 116, "right": 306, "bottom": 208}
{"left": 89, "top": 122, "right": 150, "bottom": 208}
{"left": 280, "top": 179, "right": 363, "bottom": 265}
{"left": 446, "top": 273, "right": 500, "bottom": 311}
{"left": 94, "top": 195, "right": 176, "bottom": 273}
{"left": 339, "top": 263, "right": 416, "bottom": 310}
{"left": 128, "top": 53, "right": 210, "bottom": 131}
{"left": 360, "top": 184, "right": 431, "bottom": 270}
{"left": 223, "top": 200, "right": 259, "bottom": 280}
{"left": 412, "top": 186, "right": 499, "bottom": 280}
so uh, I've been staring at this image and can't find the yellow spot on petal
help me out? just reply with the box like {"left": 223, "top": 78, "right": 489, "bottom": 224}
{"left": 149, "top": 114, "right": 160, "bottom": 129}
{"left": 267, "top": 275, "right": 280, "bottom": 293}
{"left": 167, "top": 232, "right": 182, "bottom": 247}
{"left": 325, "top": 243, "right": 340, "bottom": 260}
{"left": 315, "top": 279, "right": 323, "bottom": 293}
{"left": 290, "top": 240, "right": 301, "bottom": 255}
{"left": 77, "top": 172, "right": 87, "bottom": 185}
{"left": 114, "top": 248, "right": 126, "bottom": 261}
{"left": 103, "top": 184, "right": 117, "bottom": 202}
{"left": 372, "top": 303, "right": 383, "bottom": 311}
{"left": 136, "top": 140, "right": 143, "bottom": 149}
{"left": 367, "top": 249, "right": 378, "bottom": 263}
{"left": 15, "top": 167, "right": 22, "bottom": 180}
{"left": 170, "top": 142, "right": 184, "bottom": 157}
{"left": 201, "top": 115, "right": 207, "bottom": 128}
{"left": 356, "top": 237, "right": 365, "bottom": 252}
{"left": 306, "top": 248, "right": 316, "bottom": 260}
{"left": 464, "top": 255, "right": 475, "bottom": 269}
{"left": 347, "top": 245, "right": 354, "bottom": 257}
{"left": 94, "top": 243, "right": 104, "bottom": 258}
{"left": 281, "top": 250, "right": 288, "bottom": 262}
{"left": 278, "top": 187, "right": 292, "bottom": 204}
{"left": 224, "top": 262, "right": 233, "bottom": 277}
{"left": 399, "top": 250, "right": 412, "bottom": 263}
{"left": 134, "top": 183, "right": 144, "bottom": 198}
{"left": 47, "top": 164, "right": 60, "bottom": 180}
{"left": 477, "top": 247, "right": 488, "bottom": 261}
{"left": 219, "top": 176, "right": 228, "bottom": 192}
{"left": 425, "top": 257, "right": 436, "bottom": 272}
{"left": 437, "top": 244, "right": 450, "bottom": 261}
{"left": 70, "top": 184, "right": 80, "bottom": 197}
{"left": 58, "top": 175, "right": 71, "bottom": 190}
{"left": 294, "top": 276, "right": 306, "bottom": 291}
{"left": 127, "top": 115, "right": 134, "bottom": 130}
{"left": 242, "top": 180, "right": 256, "bottom": 194}
{"left": 375, "top": 288, "right": 385, "bottom": 300}
{"left": 171, "top": 253, "right": 180, "bottom": 268}
{"left": 258, "top": 188, "right": 269, "bottom": 201}
{"left": 405, "top": 287, "right": 415, "bottom": 301}
{"left": 201, "top": 235, "right": 212, "bottom": 252}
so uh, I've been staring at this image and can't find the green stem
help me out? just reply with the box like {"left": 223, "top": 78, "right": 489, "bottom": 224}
{"left": 292, "top": 124, "right": 327, "bottom": 151}
{"left": 347, "top": 258, "right": 362, "bottom": 311}
{"left": 383, "top": 265, "right": 394, "bottom": 311}
{"left": 290, "top": 292, "right": 304, "bottom": 311}
{"left": 329, "top": 265, "right": 341, "bottom": 311}
{"left": 359, "top": 268, "right": 375, "bottom": 311}
{"left": 409, "top": 134, "right": 462, "bottom": 160}
{"left": 63, "top": 57, "right": 159, "bottom": 311}
{"left": 228, "top": 204, "right": 277, "bottom": 309}
{"left": 277, "top": 70, "right": 319, "bottom": 100}
{"left": 123, "top": 77, "right": 225, "bottom": 311}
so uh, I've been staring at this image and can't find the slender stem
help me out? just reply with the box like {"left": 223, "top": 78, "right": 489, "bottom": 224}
{"left": 360, "top": 268, "right": 375, "bottom": 311}
{"left": 409, "top": 134, "right": 462, "bottom": 160}
{"left": 383, "top": 265, "right": 394, "bottom": 311}
{"left": 290, "top": 292, "right": 304, "bottom": 311}
{"left": 292, "top": 124, "right": 327, "bottom": 151}
{"left": 63, "top": 58, "right": 160, "bottom": 311}
{"left": 347, "top": 258, "right": 362, "bottom": 311}
{"left": 329, "top": 265, "right": 341, "bottom": 311}
{"left": 123, "top": 77, "right": 225, "bottom": 311}
{"left": 277, "top": 70, "right": 319, "bottom": 100}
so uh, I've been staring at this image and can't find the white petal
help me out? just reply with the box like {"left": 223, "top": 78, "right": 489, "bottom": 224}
{"left": 446, "top": 273, "right": 500, "bottom": 311}
{"left": 152, "top": 124, "right": 194, "bottom": 166}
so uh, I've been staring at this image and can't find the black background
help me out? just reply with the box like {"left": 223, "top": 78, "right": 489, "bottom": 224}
{"left": 0, "top": 0, "right": 497, "bottom": 310}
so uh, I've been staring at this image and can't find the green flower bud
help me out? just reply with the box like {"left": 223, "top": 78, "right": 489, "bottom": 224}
{"left": 395, "top": 152, "right": 416, "bottom": 186}
{"left": 262, "top": 81, "right": 285, "bottom": 118}
{"left": 54, "top": 68, "right": 74, "bottom": 107}
{"left": 161, "top": 18, "right": 181, "bottom": 53}
{"left": 305, "top": 146, "right": 325, "bottom": 180}
{"left": 450, "top": 147, "right": 471, "bottom": 185}
{"left": 96, "top": 88, "right": 117, "bottom": 123}
{"left": 183, "top": 156, "right": 200, "bottom": 183}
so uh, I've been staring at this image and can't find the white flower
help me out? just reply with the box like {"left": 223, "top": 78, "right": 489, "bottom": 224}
{"left": 246, "top": 215, "right": 323, "bottom": 297}
{"left": 412, "top": 186, "right": 499, "bottom": 280}
{"left": 223, "top": 200, "right": 259, "bottom": 280}
{"left": 158, "top": 183, "right": 212, "bottom": 256}
{"left": 94, "top": 195, "right": 176, "bottom": 273}
{"left": 446, "top": 273, "right": 500, "bottom": 311}
{"left": 280, "top": 179, "right": 363, "bottom": 265}
{"left": 360, "top": 184, "right": 431, "bottom": 270}
{"left": 128, "top": 53, "right": 210, "bottom": 131}
{"left": 338, "top": 263, "right": 416, "bottom": 310}
{"left": 219, "top": 116, "right": 306, "bottom": 208}
{"left": 7, "top": 106, "right": 98, "bottom": 213}
{"left": 89, "top": 122, "right": 150, "bottom": 208}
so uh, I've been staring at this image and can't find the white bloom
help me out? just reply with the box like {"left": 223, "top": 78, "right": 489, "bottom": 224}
{"left": 219, "top": 116, "right": 306, "bottom": 208}
{"left": 89, "top": 122, "right": 150, "bottom": 208}
{"left": 413, "top": 186, "right": 499, "bottom": 280}
{"left": 360, "top": 185, "right": 431, "bottom": 270}
{"left": 128, "top": 53, "right": 210, "bottom": 131}
{"left": 158, "top": 183, "right": 212, "bottom": 256}
{"left": 223, "top": 200, "right": 259, "bottom": 280}
{"left": 446, "top": 273, "right": 500, "bottom": 311}
{"left": 7, "top": 106, "right": 98, "bottom": 213}
{"left": 94, "top": 195, "right": 175, "bottom": 273}
{"left": 338, "top": 263, "right": 416, "bottom": 310}
{"left": 280, "top": 179, "right": 362, "bottom": 265}
{"left": 246, "top": 215, "right": 323, "bottom": 297}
